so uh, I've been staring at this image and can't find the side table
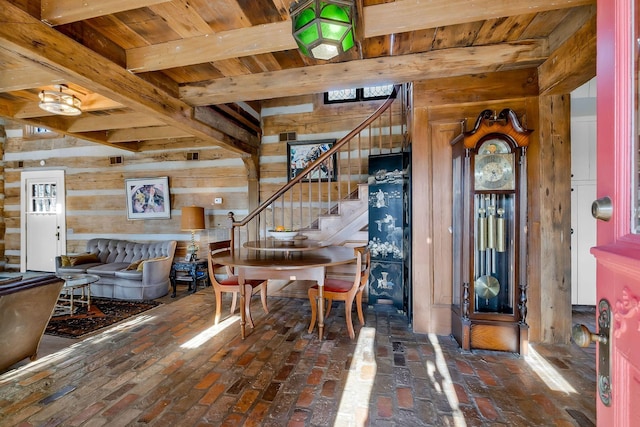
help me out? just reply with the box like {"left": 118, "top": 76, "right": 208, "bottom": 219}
{"left": 56, "top": 274, "right": 100, "bottom": 315}
{"left": 170, "top": 259, "right": 209, "bottom": 297}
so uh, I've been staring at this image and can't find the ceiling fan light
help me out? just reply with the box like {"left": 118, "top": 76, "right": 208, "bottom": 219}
{"left": 38, "top": 85, "right": 82, "bottom": 116}
{"left": 291, "top": 0, "right": 356, "bottom": 60}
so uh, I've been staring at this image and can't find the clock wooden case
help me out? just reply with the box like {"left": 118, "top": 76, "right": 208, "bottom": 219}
{"left": 450, "top": 109, "right": 532, "bottom": 354}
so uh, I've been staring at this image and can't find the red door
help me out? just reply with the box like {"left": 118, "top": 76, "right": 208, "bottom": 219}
{"left": 592, "top": 0, "right": 640, "bottom": 424}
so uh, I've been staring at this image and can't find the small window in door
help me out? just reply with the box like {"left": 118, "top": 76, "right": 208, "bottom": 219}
{"left": 31, "top": 183, "right": 57, "bottom": 213}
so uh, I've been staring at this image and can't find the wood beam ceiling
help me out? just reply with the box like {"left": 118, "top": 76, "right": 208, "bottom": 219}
{"left": 181, "top": 40, "right": 549, "bottom": 105}
{"left": 126, "top": 0, "right": 593, "bottom": 73}
{"left": 0, "top": 0, "right": 258, "bottom": 156}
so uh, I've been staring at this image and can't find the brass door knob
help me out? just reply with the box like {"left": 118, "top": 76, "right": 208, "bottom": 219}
{"left": 572, "top": 323, "right": 608, "bottom": 347}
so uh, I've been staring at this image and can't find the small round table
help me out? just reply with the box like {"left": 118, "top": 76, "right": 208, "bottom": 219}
{"left": 56, "top": 274, "right": 100, "bottom": 315}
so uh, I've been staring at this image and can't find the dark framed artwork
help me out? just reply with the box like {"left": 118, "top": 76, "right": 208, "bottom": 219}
{"left": 287, "top": 139, "right": 337, "bottom": 181}
{"left": 125, "top": 177, "right": 171, "bottom": 219}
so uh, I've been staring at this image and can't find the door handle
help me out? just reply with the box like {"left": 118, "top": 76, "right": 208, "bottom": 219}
{"left": 572, "top": 299, "right": 612, "bottom": 406}
{"left": 591, "top": 196, "right": 613, "bottom": 221}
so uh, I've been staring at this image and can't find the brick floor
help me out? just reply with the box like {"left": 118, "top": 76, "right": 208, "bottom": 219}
{"left": 0, "top": 291, "right": 596, "bottom": 426}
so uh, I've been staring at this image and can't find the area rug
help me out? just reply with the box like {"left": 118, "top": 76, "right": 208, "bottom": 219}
{"left": 45, "top": 297, "right": 161, "bottom": 338}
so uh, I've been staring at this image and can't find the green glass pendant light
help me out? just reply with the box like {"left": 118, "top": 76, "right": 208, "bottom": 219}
{"left": 290, "top": 0, "right": 356, "bottom": 60}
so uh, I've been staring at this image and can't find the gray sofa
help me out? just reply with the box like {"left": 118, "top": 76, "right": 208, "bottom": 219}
{"left": 55, "top": 238, "right": 177, "bottom": 301}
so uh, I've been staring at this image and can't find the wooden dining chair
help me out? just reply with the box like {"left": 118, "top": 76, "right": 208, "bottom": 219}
{"left": 208, "top": 240, "right": 269, "bottom": 327}
{"left": 307, "top": 246, "right": 371, "bottom": 339}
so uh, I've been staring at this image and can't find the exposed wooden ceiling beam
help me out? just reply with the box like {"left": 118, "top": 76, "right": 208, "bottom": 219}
{"left": 0, "top": 64, "right": 60, "bottom": 91}
{"left": 364, "top": 0, "right": 595, "bottom": 38}
{"left": 107, "top": 126, "right": 193, "bottom": 143}
{"left": 127, "top": 0, "right": 593, "bottom": 73}
{"left": 0, "top": 0, "right": 257, "bottom": 156}
{"left": 41, "top": 0, "right": 171, "bottom": 26}
{"left": 67, "top": 112, "right": 165, "bottom": 133}
{"left": 538, "top": 14, "right": 596, "bottom": 95}
{"left": 181, "top": 39, "right": 549, "bottom": 105}
{"left": 126, "top": 22, "right": 295, "bottom": 73}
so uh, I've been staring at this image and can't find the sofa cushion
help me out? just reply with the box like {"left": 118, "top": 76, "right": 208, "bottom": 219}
{"left": 57, "top": 264, "right": 102, "bottom": 274}
{"left": 86, "top": 263, "right": 130, "bottom": 277}
{"left": 114, "top": 270, "right": 143, "bottom": 280}
{"left": 61, "top": 253, "right": 101, "bottom": 267}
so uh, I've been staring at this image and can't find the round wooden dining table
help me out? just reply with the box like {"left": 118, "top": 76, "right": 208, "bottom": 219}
{"left": 211, "top": 245, "right": 357, "bottom": 339}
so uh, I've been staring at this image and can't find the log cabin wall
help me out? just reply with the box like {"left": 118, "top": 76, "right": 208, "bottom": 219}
{"left": 0, "top": 74, "right": 574, "bottom": 343}
{"left": 0, "top": 122, "right": 250, "bottom": 267}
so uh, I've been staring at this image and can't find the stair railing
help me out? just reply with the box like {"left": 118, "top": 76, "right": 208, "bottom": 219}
{"left": 230, "top": 84, "right": 409, "bottom": 249}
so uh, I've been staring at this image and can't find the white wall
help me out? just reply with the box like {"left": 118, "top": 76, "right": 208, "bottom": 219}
{"left": 570, "top": 77, "right": 597, "bottom": 305}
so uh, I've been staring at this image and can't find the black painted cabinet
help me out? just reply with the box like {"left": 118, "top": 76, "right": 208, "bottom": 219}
{"left": 368, "top": 152, "right": 411, "bottom": 317}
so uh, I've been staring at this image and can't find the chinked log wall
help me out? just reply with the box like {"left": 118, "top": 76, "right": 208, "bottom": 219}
{"left": 0, "top": 129, "right": 250, "bottom": 267}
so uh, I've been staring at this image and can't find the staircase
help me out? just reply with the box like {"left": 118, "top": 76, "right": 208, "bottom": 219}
{"left": 302, "top": 183, "right": 369, "bottom": 247}
{"left": 230, "top": 84, "right": 409, "bottom": 249}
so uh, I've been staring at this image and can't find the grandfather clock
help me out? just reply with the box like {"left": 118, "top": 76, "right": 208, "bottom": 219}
{"left": 450, "top": 109, "right": 531, "bottom": 354}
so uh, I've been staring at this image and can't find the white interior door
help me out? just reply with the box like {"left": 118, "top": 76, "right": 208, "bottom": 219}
{"left": 21, "top": 171, "right": 66, "bottom": 272}
{"left": 570, "top": 183, "right": 597, "bottom": 305}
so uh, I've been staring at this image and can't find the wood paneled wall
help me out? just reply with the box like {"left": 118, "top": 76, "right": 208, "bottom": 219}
{"left": 411, "top": 68, "right": 574, "bottom": 343}
{"left": 0, "top": 124, "right": 249, "bottom": 268}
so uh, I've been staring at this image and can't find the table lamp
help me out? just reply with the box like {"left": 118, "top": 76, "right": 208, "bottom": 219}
{"left": 181, "top": 206, "right": 205, "bottom": 260}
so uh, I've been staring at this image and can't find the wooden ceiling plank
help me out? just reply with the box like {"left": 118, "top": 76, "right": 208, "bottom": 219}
{"left": 538, "top": 14, "right": 596, "bottom": 95}
{"left": 149, "top": 1, "right": 213, "bottom": 38}
{"left": 106, "top": 126, "right": 192, "bottom": 142}
{"left": 0, "top": 0, "right": 257, "bottom": 155}
{"left": 181, "top": 39, "right": 549, "bottom": 105}
{"left": 126, "top": 21, "right": 296, "bottom": 72}
{"left": 79, "top": 94, "right": 126, "bottom": 111}
{"left": 41, "top": 0, "right": 172, "bottom": 26}
{"left": 364, "top": 0, "right": 595, "bottom": 38}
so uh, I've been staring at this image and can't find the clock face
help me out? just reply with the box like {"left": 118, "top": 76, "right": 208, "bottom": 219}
{"left": 474, "top": 153, "right": 515, "bottom": 191}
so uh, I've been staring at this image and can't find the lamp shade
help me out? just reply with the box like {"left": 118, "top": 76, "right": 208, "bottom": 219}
{"left": 290, "top": 0, "right": 356, "bottom": 60}
{"left": 181, "top": 206, "right": 205, "bottom": 231}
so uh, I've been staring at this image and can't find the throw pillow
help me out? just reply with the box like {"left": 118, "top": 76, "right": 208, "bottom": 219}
{"left": 70, "top": 253, "right": 100, "bottom": 266}
{"left": 60, "top": 255, "right": 71, "bottom": 267}
{"left": 137, "top": 257, "right": 166, "bottom": 272}
{"left": 126, "top": 259, "right": 143, "bottom": 270}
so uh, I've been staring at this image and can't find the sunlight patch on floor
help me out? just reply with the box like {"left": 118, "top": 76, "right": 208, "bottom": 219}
{"left": 335, "top": 327, "right": 377, "bottom": 426}
{"left": 180, "top": 315, "right": 239, "bottom": 349}
{"left": 0, "top": 344, "right": 78, "bottom": 384}
{"left": 525, "top": 346, "right": 577, "bottom": 393}
{"left": 428, "top": 333, "right": 467, "bottom": 427}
